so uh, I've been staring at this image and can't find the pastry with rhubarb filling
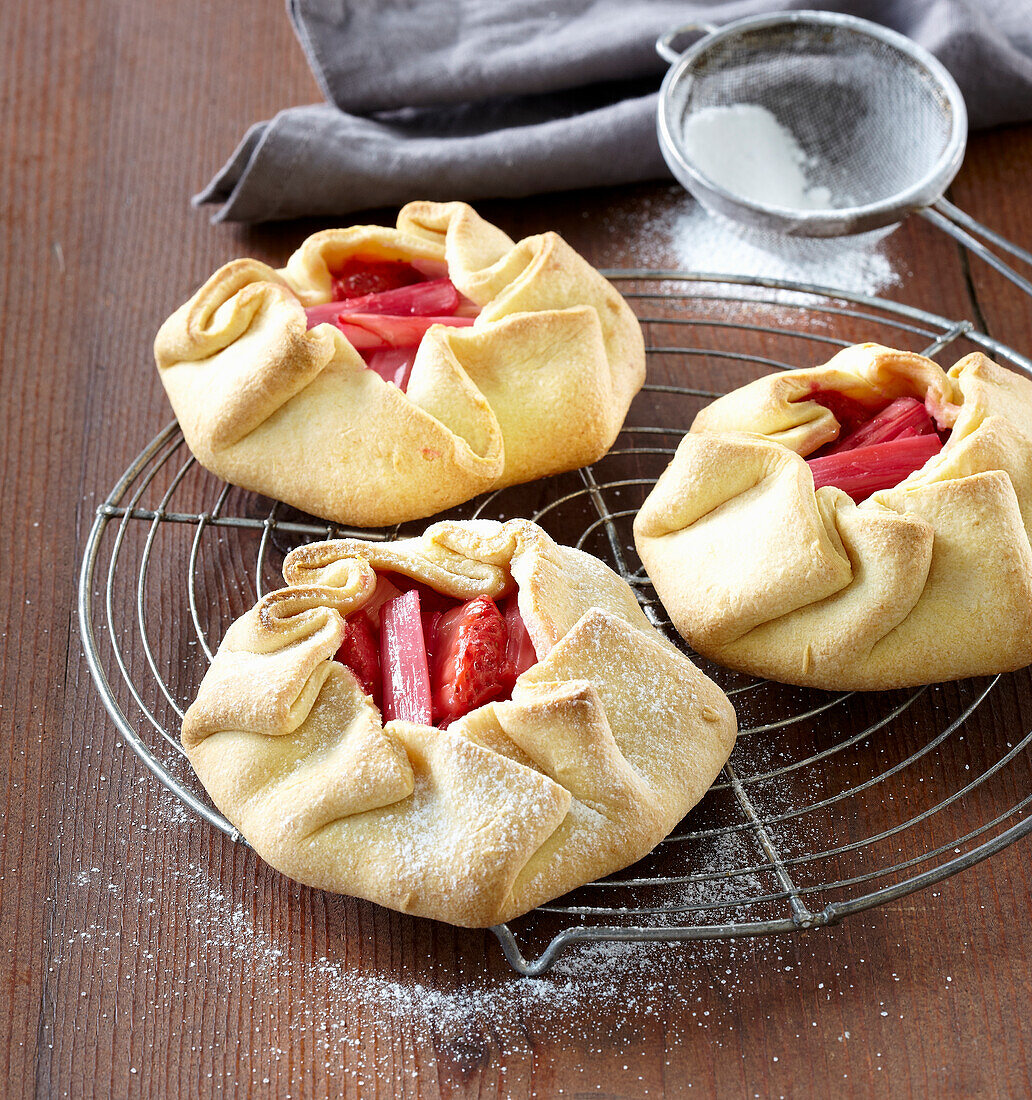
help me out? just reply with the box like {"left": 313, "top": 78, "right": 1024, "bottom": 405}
{"left": 155, "top": 201, "right": 645, "bottom": 526}
{"left": 181, "top": 520, "right": 736, "bottom": 927}
{"left": 634, "top": 343, "right": 1032, "bottom": 690}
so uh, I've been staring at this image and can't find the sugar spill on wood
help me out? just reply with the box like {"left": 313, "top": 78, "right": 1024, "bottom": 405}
{"left": 45, "top": 755, "right": 830, "bottom": 1090}
{"left": 599, "top": 187, "right": 902, "bottom": 297}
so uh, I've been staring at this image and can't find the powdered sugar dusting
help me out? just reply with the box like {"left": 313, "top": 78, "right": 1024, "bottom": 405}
{"left": 48, "top": 781, "right": 787, "bottom": 1084}
{"left": 602, "top": 188, "right": 903, "bottom": 297}
{"left": 48, "top": 701, "right": 967, "bottom": 1092}
{"left": 681, "top": 105, "right": 836, "bottom": 210}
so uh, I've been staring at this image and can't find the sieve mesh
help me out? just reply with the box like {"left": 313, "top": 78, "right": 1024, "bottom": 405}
{"left": 678, "top": 22, "right": 954, "bottom": 207}
{"left": 658, "top": 12, "right": 967, "bottom": 236}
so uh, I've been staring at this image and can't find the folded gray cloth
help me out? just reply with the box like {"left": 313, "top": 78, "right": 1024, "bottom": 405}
{"left": 196, "top": 0, "right": 1032, "bottom": 223}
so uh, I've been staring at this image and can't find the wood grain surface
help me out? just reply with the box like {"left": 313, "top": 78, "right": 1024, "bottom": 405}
{"left": 4, "top": 2, "right": 1032, "bottom": 1097}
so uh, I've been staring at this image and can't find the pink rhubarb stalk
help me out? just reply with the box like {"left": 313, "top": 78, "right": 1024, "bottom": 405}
{"left": 503, "top": 595, "right": 538, "bottom": 678}
{"left": 362, "top": 574, "right": 404, "bottom": 628}
{"left": 336, "top": 312, "right": 475, "bottom": 349}
{"left": 334, "top": 278, "right": 461, "bottom": 317}
{"left": 305, "top": 282, "right": 467, "bottom": 332}
{"left": 305, "top": 300, "right": 351, "bottom": 328}
{"left": 379, "top": 589, "right": 433, "bottom": 725}
{"left": 827, "top": 396, "right": 938, "bottom": 454}
{"left": 808, "top": 434, "right": 942, "bottom": 503}
{"left": 364, "top": 348, "right": 418, "bottom": 390}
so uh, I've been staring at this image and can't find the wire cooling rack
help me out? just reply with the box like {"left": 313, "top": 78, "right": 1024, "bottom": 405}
{"left": 79, "top": 272, "right": 1032, "bottom": 976}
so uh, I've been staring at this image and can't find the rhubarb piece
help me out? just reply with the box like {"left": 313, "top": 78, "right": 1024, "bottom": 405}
{"left": 331, "top": 320, "right": 382, "bottom": 348}
{"left": 362, "top": 574, "right": 403, "bottom": 628}
{"left": 306, "top": 280, "right": 463, "bottom": 331}
{"left": 808, "top": 434, "right": 942, "bottom": 502}
{"left": 337, "top": 312, "right": 475, "bottom": 350}
{"left": 809, "top": 389, "right": 886, "bottom": 437}
{"left": 334, "top": 278, "right": 461, "bottom": 317}
{"left": 304, "top": 300, "right": 351, "bottom": 328}
{"left": 331, "top": 259, "right": 424, "bottom": 300}
{"left": 421, "top": 609, "right": 442, "bottom": 672}
{"left": 827, "top": 396, "right": 938, "bottom": 454}
{"left": 380, "top": 589, "right": 433, "bottom": 725}
{"left": 364, "top": 348, "right": 418, "bottom": 390}
{"left": 503, "top": 595, "right": 538, "bottom": 678}
{"left": 335, "top": 612, "right": 382, "bottom": 707}
{"left": 430, "top": 596, "right": 517, "bottom": 725}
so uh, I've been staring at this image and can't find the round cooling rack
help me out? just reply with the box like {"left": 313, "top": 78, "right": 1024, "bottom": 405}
{"left": 79, "top": 272, "right": 1032, "bottom": 977}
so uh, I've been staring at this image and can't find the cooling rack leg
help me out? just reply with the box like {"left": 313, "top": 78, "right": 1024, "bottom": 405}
{"left": 490, "top": 925, "right": 539, "bottom": 976}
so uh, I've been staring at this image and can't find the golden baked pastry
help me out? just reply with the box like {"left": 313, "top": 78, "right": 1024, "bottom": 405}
{"left": 634, "top": 344, "right": 1032, "bottom": 690}
{"left": 155, "top": 201, "right": 645, "bottom": 527}
{"left": 182, "top": 519, "right": 736, "bottom": 927}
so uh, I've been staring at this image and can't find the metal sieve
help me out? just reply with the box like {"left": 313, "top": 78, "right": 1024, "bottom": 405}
{"left": 656, "top": 10, "right": 1032, "bottom": 294}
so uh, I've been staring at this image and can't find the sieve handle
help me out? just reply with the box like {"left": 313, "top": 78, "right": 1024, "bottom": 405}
{"left": 923, "top": 198, "right": 1032, "bottom": 299}
{"left": 656, "top": 21, "right": 719, "bottom": 65}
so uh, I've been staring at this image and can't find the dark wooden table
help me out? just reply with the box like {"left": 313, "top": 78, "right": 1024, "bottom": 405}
{"left": 5, "top": 2, "right": 1032, "bottom": 1097}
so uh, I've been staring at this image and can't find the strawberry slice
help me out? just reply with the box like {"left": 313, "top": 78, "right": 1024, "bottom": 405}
{"left": 331, "top": 259, "right": 424, "bottom": 301}
{"left": 503, "top": 595, "right": 538, "bottom": 678}
{"left": 335, "top": 612, "right": 381, "bottom": 707}
{"left": 430, "top": 596, "right": 516, "bottom": 725}
{"left": 808, "top": 434, "right": 942, "bottom": 502}
{"left": 827, "top": 396, "right": 938, "bottom": 454}
{"left": 380, "top": 589, "right": 432, "bottom": 725}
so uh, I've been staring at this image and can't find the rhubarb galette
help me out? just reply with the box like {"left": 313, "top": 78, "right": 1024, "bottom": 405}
{"left": 634, "top": 344, "right": 1032, "bottom": 691}
{"left": 155, "top": 201, "right": 645, "bottom": 527}
{"left": 181, "top": 519, "right": 736, "bottom": 927}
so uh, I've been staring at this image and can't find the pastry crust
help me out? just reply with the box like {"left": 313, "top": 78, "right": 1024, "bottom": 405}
{"left": 634, "top": 344, "right": 1032, "bottom": 690}
{"left": 181, "top": 519, "right": 736, "bottom": 927}
{"left": 155, "top": 201, "right": 645, "bottom": 526}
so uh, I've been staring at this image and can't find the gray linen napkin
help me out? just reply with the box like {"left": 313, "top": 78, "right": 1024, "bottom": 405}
{"left": 196, "top": 0, "right": 1032, "bottom": 223}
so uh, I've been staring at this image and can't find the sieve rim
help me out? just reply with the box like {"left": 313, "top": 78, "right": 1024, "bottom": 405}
{"left": 657, "top": 10, "right": 969, "bottom": 237}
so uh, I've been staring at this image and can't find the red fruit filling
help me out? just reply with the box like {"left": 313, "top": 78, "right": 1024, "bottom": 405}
{"left": 334, "top": 612, "right": 381, "bottom": 707}
{"left": 825, "top": 397, "right": 938, "bottom": 454}
{"left": 429, "top": 596, "right": 517, "bottom": 726}
{"left": 331, "top": 258, "right": 424, "bottom": 301}
{"left": 809, "top": 389, "right": 884, "bottom": 438}
{"left": 503, "top": 595, "right": 538, "bottom": 679}
{"left": 334, "top": 277, "right": 461, "bottom": 317}
{"left": 303, "top": 260, "right": 478, "bottom": 393}
{"left": 809, "top": 435, "right": 943, "bottom": 502}
{"left": 805, "top": 389, "right": 946, "bottom": 502}
{"left": 380, "top": 588, "right": 433, "bottom": 725}
{"left": 333, "top": 575, "right": 537, "bottom": 727}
